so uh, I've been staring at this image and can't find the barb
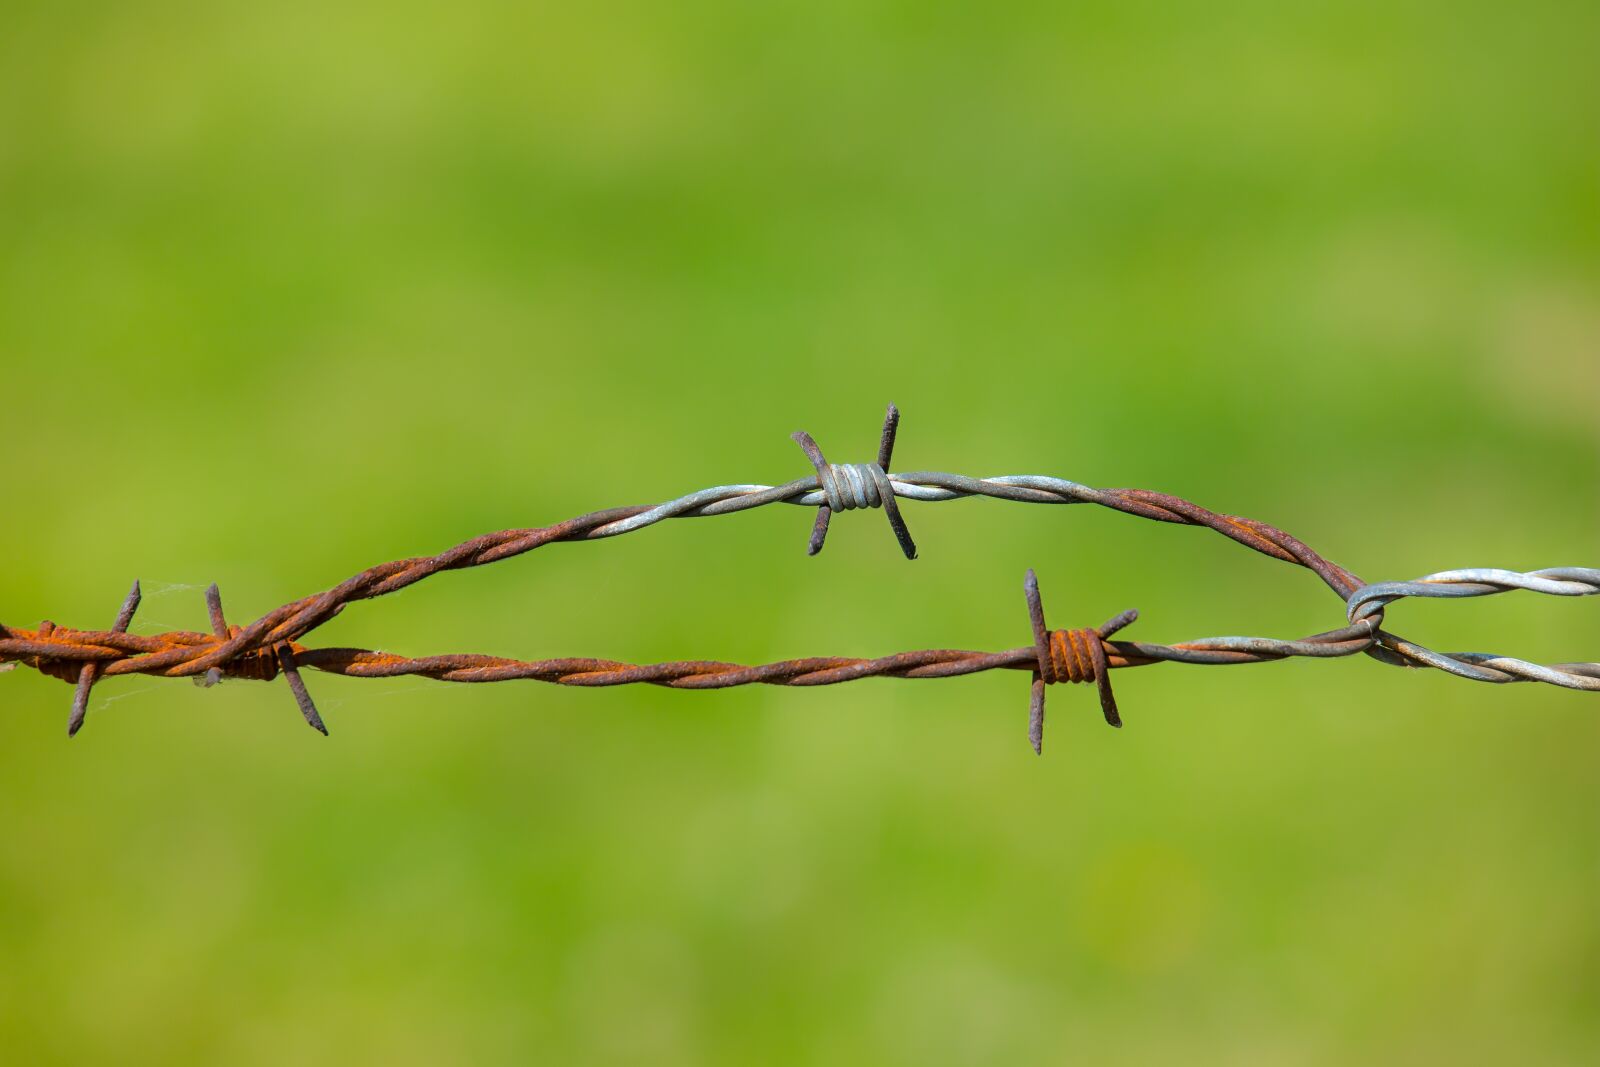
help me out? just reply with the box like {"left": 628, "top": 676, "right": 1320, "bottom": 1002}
{"left": 1024, "top": 568, "right": 1138, "bottom": 753}
{"left": 66, "top": 580, "right": 140, "bottom": 737}
{"left": 2, "top": 406, "right": 1594, "bottom": 748}
{"left": 791, "top": 402, "right": 916, "bottom": 559}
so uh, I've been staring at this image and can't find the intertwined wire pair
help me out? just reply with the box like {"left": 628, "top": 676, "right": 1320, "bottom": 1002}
{"left": 2, "top": 404, "right": 1595, "bottom": 753}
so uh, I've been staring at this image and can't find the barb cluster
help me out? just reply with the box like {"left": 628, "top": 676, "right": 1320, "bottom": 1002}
{"left": 3, "top": 405, "right": 1595, "bottom": 752}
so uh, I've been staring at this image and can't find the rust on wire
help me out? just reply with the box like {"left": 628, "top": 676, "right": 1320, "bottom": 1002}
{"left": 200, "top": 582, "right": 325, "bottom": 733}
{"left": 66, "top": 580, "right": 141, "bottom": 737}
{"left": 1024, "top": 568, "right": 1138, "bottom": 753}
{"left": 2, "top": 405, "right": 1596, "bottom": 749}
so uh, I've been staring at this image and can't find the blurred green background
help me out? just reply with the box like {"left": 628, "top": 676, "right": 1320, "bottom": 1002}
{"left": 2, "top": 1, "right": 1597, "bottom": 1063}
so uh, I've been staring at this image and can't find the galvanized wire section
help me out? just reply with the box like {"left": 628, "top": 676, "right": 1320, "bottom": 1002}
{"left": 1347, "top": 568, "right": 1600, "bottom": 690}
{"left": 2, "top": 405, "right": 1595, "bottom": 749}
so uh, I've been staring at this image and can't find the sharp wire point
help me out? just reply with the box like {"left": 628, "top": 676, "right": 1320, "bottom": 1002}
{"left": 200, "top": 582, "right": 229, "bottom": 687}
{"left": 68, "top": 667, "right": 93, "bottom": 737}
{"left": 66, "top": 578, "right": 143, "bottom": 737}
{"left": 1028, "top": 673, "right": 1046, "bottom": 755}
{"left": 877, "top": 403, "right": 900, "bottom": 470}
{"left": 276, "top": 645, "right": 328, "bottom": 735}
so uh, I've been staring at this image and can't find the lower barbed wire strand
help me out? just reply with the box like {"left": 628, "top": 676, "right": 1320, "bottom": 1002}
{"left": 6, "top": 609, "right": 1596, "bottom": 698}
{"left": 267, "top": 628, "right": 1399, "bottom": 689}
{"left": 288, "top": 629, "right": 1597, "bottom": 691}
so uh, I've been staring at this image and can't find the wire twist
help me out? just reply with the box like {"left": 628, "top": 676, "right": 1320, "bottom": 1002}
{"left": 1345, "top": 567, "right": 1600, "bottom": 690}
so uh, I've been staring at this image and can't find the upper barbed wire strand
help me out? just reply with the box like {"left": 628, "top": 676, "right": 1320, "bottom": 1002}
{"left": 2, "top": 407, "right": 1596, "bottom": 743}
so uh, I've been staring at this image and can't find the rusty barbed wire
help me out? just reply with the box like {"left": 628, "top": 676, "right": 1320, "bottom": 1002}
{"left": 2, "top": 404, "right": 1595, "bottom": 752}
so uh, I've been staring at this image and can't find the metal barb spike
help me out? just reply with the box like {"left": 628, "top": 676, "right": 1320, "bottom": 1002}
{"left": 275, "top": 645, "right": 328, "bottom": 735}
{"left": 201, "top": 583, "right": 227, "bottom": 688}
{"left": 1023, "top": 569, "right": 1138, "bottom": 753}
{"left": 791, "top": 403, "right": 916, "bottom": 559}
{"left": 68, "top": 579, "right": 141, "bottom": 737}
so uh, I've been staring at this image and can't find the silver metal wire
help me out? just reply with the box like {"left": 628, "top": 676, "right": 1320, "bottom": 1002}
{"left": 819, "top": 463, "right": 888, "bottom": 511}
{"left": 1345, "top": 568, "right": 1600, "bottom": 690}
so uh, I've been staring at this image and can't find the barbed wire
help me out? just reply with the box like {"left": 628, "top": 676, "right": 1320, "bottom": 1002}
{"left": 2, "top": 405, "right": 1594, "bottom": 751}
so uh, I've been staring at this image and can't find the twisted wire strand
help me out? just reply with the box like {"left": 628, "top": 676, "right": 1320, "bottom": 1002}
{"left": 1346, "top": 568, "right": 1600, "bottom": 690}
{"left": 2, "top": 406, "right": 1595, "bottom": 744}
{"left": 2, "top": 599, "right": 1581, "bottom": 694}
{"left": 1348, "top": 568, "right": 1600, "bottom": 617}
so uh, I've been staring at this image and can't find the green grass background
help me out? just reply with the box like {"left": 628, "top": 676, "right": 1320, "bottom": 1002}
{"left": 2, "top": 2, "right": 1597, "bottom": 1063}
